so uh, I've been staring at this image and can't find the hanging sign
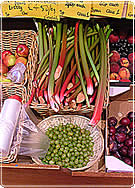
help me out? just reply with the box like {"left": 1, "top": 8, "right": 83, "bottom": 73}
{"left": 126, "top": 2, "right": 134, "bottom": 19}
{"left": 58, "top": 1, "right": 91, "bottom": 20}
{"left": 90, "top": 1, "right": 125, "bottom": 18}
{"left": 1, "top": 1, "right": 60, "bottom": 21}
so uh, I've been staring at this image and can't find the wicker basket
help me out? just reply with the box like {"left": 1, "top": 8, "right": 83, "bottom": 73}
{"left": 29, "top": 39, "right": 110, "bottom": 117}
{"left": 0, "top": 83, "right": 26, "bottom": 163}
{"left": 32, "top": 115, "right": 104, "bottom": 171}
{"left": 0, "top": 30, "right": 38, "bottom": 86}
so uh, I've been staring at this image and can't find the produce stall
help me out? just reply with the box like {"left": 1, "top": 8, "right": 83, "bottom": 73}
{"left": 0, "top": 1, "right": 134, "bottom": 187}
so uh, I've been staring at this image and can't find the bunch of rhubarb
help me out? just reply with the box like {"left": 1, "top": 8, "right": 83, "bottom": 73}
{"left": 27, "top": 20, "right": 112, "bottom": 126}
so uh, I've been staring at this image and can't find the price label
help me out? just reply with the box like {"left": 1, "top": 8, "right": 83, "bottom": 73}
{"left": 90, "top": 1, "right": 125, "bottom": 18}
{"left": 58, "top": 1, "right": 91, "bottom": 20}
{"left": 1, "top": 1, "right": 60, "bottom": 21}
{"left": 126, "top": 2, "right": 134, "bottom": 19}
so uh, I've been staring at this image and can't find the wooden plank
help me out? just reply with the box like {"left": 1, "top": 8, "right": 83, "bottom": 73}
{"left": 0, "top": 167, "right": 133, "bottom": 186}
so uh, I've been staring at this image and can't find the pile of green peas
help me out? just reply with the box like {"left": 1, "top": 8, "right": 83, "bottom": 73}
{"left": 40, "top": 123, "right": 94, "bottom": 168}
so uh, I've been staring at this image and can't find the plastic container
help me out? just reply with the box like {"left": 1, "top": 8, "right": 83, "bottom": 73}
{"left": 0, "top": 95, "right": 22, "bottom": 157}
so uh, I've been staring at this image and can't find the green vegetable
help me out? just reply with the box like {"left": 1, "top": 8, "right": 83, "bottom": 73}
{"left": 40, "top": 123, "right": 94, "bottom": 169}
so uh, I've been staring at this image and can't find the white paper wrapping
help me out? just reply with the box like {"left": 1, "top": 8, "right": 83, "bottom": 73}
{"left": 0, "top": 98, "right": 21, "bottom": 157}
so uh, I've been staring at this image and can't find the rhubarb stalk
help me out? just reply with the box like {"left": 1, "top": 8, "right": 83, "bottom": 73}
{"left": 48, "top": 23, "right": 62, "bottom": 112}
{"left": 89, "top": 28, "right": 107, "bottom": 127}
{"left": 84, "top": 25, "right": 99, "bottom": 82}
{"left": 43, "top": 25, "right": 48, "bottom": 54}
{"left": 54, "top": 47, "right": 74, "bottom": 104}
{"left": 60, "top": 64, "right": 77, "bottom": 102}
{"left": 79, "top": 22, "right": 93, "bottom": 95}
{"left": 64, "top": 80, "right": 80, "bottom": 97}
{"left": 38, "top": 21, "right": 44, "bottom": 61}
{"left": 55, "top": 24, "right": 67, "bottom": 80}
{"left": 48, "top": 28, "right": 53, "bottom": 81}
{"left": 74, "top": 21, "right": 90, "bottom": 107}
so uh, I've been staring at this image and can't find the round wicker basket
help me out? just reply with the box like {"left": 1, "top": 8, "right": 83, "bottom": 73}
{"left": 32, "top": 115, "right": 104, "bottom": 171}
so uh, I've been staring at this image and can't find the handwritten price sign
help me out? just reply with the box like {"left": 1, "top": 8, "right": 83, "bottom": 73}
{"left": 126, "top": 2, "right": 134, "bottom": 19}
{"left": 2, "top": 1, "right": 59, "bottom": 20}
{"left": 52, "top": 1, "right": 91, "bottom": 20}
{"left": 90, "top": 1, "right": 124, "bottom": 18}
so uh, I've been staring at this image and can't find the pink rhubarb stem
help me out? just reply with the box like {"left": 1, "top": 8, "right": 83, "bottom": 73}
{"left": 64, "top": 80, "right": 80, "bottom": 97}
{"left": 89, "top": 88, "right": 97, "bottom": 104}
{"left": 79, "top": 22, "right": 93, "bottom": 96}
{"left": 60, "top": 64, "right": 77, "bottom": 102}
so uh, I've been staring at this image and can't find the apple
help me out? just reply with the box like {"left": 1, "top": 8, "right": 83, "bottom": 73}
{"left": 3, "top": 54, "right": 16, "bottom": 67}
{"left": 0, "top": 59, "right": 8, "bottom": 74}
{"left": 120, "top": 58, "right": 129, "bottom": 68}
{"left": 110, "top": 73, "right": 120, "bottom": 80}
{"left": 118, "top": 67, "right": 130, "bottom": 80}
{"left": 15, "top": 51, "right": 20, "bottom": 59}
{"left": 15, "top": 57, "right": 27, "bottom": 66}
{"left": 2, "top": 50, "right": 12, "bottom": 60}
{"left": 0, "top": 75, "right": 11, "bottom": 82}
{"left": 16, "top": 44, "right": 29, "bottom": 57}
{"left": 109, "top": 34, "right": 119, "bottom": 43}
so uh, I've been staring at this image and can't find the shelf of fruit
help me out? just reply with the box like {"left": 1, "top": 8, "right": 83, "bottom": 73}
{"left": 109, "top": 30, "right": 134, "bottom": 85}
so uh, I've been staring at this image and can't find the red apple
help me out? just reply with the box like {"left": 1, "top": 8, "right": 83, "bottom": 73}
{"left": 110, "top": 51, "right": 120, "bottom": 63}
{"left": 109, "top": 34, "right": 119, "bottom": 43}
{"left": 2, "top": 50, "right": 12, "bottom": 60}
{"left": 3, "top": 54, "right": 16, "bottom": 67}
{"left": 120, "top": 58, "right": 129, "bottom": 68}
{"left": 119, "top": 31, "right": 127, "bottom": 40}
{"left": 118, "top": 67, "right": 130, "bottom": 80}
{"left": 110, "top": 73, "right": 120, "bottom": 80}
{"left": 127, "top": 36, "right": 135, "bottom": 44}
{"left": 0, "top": 59, "right": 8, "bottom": 74}
{"left": 128, "top": 52, "right": 135, "bottom": 64}
{"left": 15, "top": 51, "right": 20, "bottom": 59}
{"left": 15, "top": 57, "right": 27, "bottom": 66}
{"left": 16, "top": 44, "right": 29, "bottom": 57}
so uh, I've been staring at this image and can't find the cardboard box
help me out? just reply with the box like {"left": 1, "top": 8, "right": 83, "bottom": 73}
{"left": 106, "top": 86, "right": 134, "bottom": 172}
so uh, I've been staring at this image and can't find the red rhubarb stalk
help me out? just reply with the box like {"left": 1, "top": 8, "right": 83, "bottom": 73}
{"left": 54, "top": 47, "right": 74, "bottom": 104}
{"left": 55, "top": 24, "right": 67, "bottom": 80}
{"left": 76, "top": 91, "right": 85, "bottom": 103}
{"left": 89, "top": 28, "right": 107, "bottom": 127}
{"left": 74, "top": 21, "right": 90, "bottom": 107}
{"left": 60, "top": 64, "right": 77, "bottom": 102}
{"left": 79, "top": 23, "right": 93, "bottom": 96}
{"left": 70, "top": 57, "right": 75, "bottom": 84}
{"left": 48, "top": 23, "right": 62, "bottom": 112}
{"left": 89, "top": 88, "right": 97, "bottom": 104}
{"left": 64, "top": 80, "right": 80, "bottom": 97}
{"left": 48, "top": 28, "right": 53, "bottom": 81}
{"left": 26, "top": 87, "right": 36, "bottom": 106}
